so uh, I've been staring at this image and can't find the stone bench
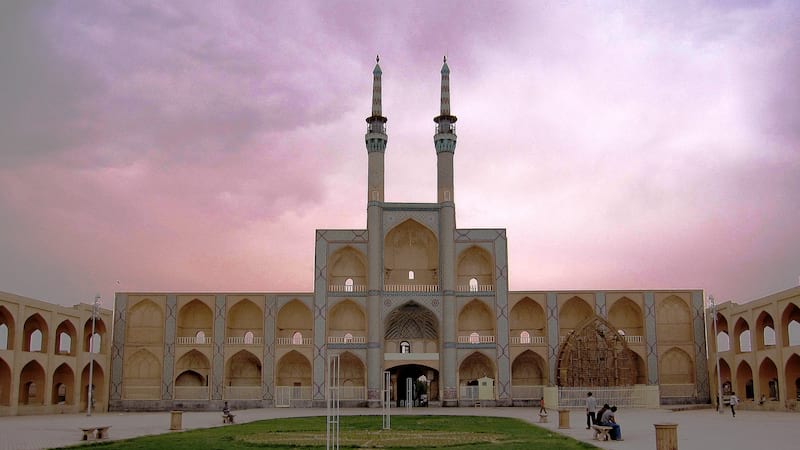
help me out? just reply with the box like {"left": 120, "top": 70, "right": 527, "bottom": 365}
{"left": 223, "top": 413, "right": 236, "bottom": 424}
{"left": 592, "top": 424, "right": 613, "bottom": 441}
{"left": 80, "top": 425, "right": 111, "bottom": 441}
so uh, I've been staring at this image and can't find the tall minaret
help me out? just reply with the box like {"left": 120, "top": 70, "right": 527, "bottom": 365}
{"left": 365, "top": 55, "right": 386, "bottom": 407}
{"left": 434, "top": 56, "right": 457, "bottom": 203}
{"left": 435, "top": 56, "right": 459, "bottom": 406}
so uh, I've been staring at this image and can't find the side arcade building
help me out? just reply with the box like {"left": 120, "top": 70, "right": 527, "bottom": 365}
{"left": 108, "top": 60, "right": 709, "bottom": 411}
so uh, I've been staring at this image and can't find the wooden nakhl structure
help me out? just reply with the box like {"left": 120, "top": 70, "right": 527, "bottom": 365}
{"left": 557, "top": 316, "right": 637, "bottom": 387}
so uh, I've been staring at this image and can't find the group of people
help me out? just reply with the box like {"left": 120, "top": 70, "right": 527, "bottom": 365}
{"left": 586, "top": 392, "right": 623, "bottom": 441}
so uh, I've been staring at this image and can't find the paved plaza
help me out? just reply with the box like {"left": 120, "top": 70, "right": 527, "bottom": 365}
{"left": 0, "top": 406, "right": 798, "bottom": 450}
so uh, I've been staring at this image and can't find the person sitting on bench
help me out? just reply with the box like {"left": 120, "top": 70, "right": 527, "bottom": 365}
{"left": 222, "top": 401, "right": 235, "bottom": 423}
{"left": 598, "top": 406, "right": 622, "bottom": 441}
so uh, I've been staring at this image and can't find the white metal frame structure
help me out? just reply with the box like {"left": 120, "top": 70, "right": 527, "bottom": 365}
{"left": 326, "top": 354, "right": 340, "bottom": 450}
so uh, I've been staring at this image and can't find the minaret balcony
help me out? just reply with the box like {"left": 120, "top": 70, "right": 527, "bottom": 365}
{"left": 367, "top": 122, "right": 386, "bottom": 134}
{"left": 435, "top": 123, "right": 456, "bottom": 135}
{"left": 383, "top": 284, "right": 439, "bottom": 293}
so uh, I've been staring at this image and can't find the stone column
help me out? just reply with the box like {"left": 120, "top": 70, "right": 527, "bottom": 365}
{"left": 109, "top": 293, "right": 127, "bottom": 403}
{"left": 366, "top": 205, "right": 383, "bottom": 407}
{"left": 644, "top": 292, "right": 659, "bottom": 385}
{"left": 546, "top": 292, "right": 559, "bottom": 385}
{"left": 440, "top": 203, "right": 457, "bottom": 406}
{"left": 313, "top": 232, "right": 329, "bottom": 407}
{"left": 262, "top": 296, "right": 276, "bottom": 406}
{"left": 211, "top": 295, "right": 225, "bottom": 401}
{"left": 494, "top": 232, "right": 511, "bottom": 405}
{"left": 691, "top": 291, "right": 710, "bottom": 402}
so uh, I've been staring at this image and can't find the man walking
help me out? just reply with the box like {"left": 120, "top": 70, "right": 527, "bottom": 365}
{"left": 586, "top": 391, "right": 597, "bottom": 429}
{"left": 729, "top": 391, "right": 740, "bottom": 417}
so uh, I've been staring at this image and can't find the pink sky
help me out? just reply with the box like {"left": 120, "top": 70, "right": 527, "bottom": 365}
{"left": 1, "top": 1, "right": 798, "bottom": 307}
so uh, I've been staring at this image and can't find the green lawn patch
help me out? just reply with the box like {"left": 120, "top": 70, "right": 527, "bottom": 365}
{"left": 59, "top": 415, "right": 598, "bottom": 449}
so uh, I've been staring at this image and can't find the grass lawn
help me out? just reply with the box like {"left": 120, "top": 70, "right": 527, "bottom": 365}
{"left": 59, "top": 415, "right": 598, "bottom": 449}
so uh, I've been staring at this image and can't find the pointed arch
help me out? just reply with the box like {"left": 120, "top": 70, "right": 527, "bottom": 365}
{"left": 608, "top": 297, "right": 644, "bottom": 337}
{"left": 127, "top": 299, "right": 163, "bottom": 344}
{"left": 123, "top": 348, "right": 161, "bottom": 389}
{"left": 557, "top": 315, "right": 637, "bottom": 386}
{"left": 175, "top": 350, "right": 210, "bottom": 386}
{"left": 384, "top": 219, "right": 439, "bottom": 286}
{"left": 459, "top": 351, "right": 495, "bottom": 384}
{"left": 456, "top": 246, "right": 494, "bottom": 289}
{"left": 755, "top": 311, "right": 776, "bottom": 350}
{"left": 659, "top": 347, "right": 694, "bottom": 384}
{"left": 276, "top": 350, "right": 311, "bottom": 386}
{"left": 0, "top": 358, "right": 10, "bottom": 405}
{"left": 52, "top": 363, "right": 75, "bottom": 404}
{"left": 328, "top": 246, "right": 368, "bottom": 288}
{"left": 84, "top": 316, "right": 107, "bottom": 353}
{"left": 385, "top": 302, "right": 439, "bottom": 340}
{"left": 758, "top": 357, "right": 779, "bottom": 401}
{"left": 277, "top": 299, "right": 313, "bottom": 343}
{"left": 328, "top": 300, "right": 365, "bottom": 336}
{"left": 0, "top": 306, "right": 15, "bottom": 350}
{"left": 336, "top": 351, "right": 366, "bottom": 387}
{"left": 656, "top": 295, "right": 692, "bottom": 342}
{"left": 458, "top": 299, "right": 494, "bottom": 339}
{"left": 81, "top": 361, "right": 105, "bottom": 408}
{"left": 736, "top": 360, "right": 754, "bottom": 400}
{"left": 510, "top": 297, "right": 545, "bottom": 340}
{"left": 559, "top": 296, "right": 593, "bottom": 338}
{"left": 734, "top": 317, "right": 751, "bottom": 353}
{"left": 785, "top": 353, "right": 800, "bottom": 402}
{"left": 177, "top": 299, "right": 213, "bottom": 340}
{"left": 19, "top": 360, "right": 45, "bottom": 405}
{"left": 781, "top": 302, "right": 800, "bottom": 347}
{"left": 227, "top": 298, "right": 263, "bottom": 340}
{"left": 55, "top": 319, "right": 77, "bottom": 355}
{"left": 23, "top": 313, "right": 48, "bottom": 352}
{"left": 511, "top": 350, "right": 546, "bottom": 387}
{"left": 226, "top": 350, "right": 261, "bottom": 386}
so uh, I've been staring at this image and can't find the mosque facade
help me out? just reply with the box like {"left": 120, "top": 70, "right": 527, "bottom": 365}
{"left": 103, "top": 59, "right": 711, "bottom": 411}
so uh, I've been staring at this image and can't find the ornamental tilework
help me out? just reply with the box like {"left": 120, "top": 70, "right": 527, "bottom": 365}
{"left": 212, "top": 295, "right": 225, "bottom": 400}
{"left": 644, "top": 292, "right": 659, "bottom": 385}
{"left": 161, "top": 294, "right": 177, "bottom": 400}
{"left": 546, "top": 292, "right": 559, "bottom": 385}
{"left": 110, "top": 294, "right": 127, "bottom": 401}
{"left": 692, "top": 291, "right": 710, "bottom": 401}
{"left": 595, "top": 292, "right": 607, "bottom": 318}
{"left": 262, "top": 297, "right": 276, "bottom": 401}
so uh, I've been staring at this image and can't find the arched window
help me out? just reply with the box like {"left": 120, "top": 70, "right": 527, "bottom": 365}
{"left": 739, "top": 330, "right": 752, "bottom": 352}
{"left": 469, "top": 278, "right": 478, "bottom": 292}
{"left": 58, "top": 332, "right": 71, "bottom": 354}
{"left": 244, "top": 331, "right": 254, "bottom": 345}
{"left": 469, "top": 332, "right": 480, "bottom": 344}
{"left": 408, "top": 270, "right": 415, "bottom": 280}
{"left": 790, "top": 320, "right": 800, "bottom": 346}
{"left": 292, "top": 331, "right": 303, "bottom": 345}
{"left": 520, "top": 331, "right": 531, "bottom": 344}
{"left": 90, "top": 333, "right": 101, "bottom": 353}
{"left": 195, "top": 331, "right": 205, "bottom": 345}
{"left": 30, "top": 330, "right": 42, "bottom": 352}
{"left": 344, "top": 332, "right": 353, "bottom": 343}
{"left": 400, "top": 341, "right": 411, "bottom": 354}
{"left": 0, "top": 323, "right": 8, "bottom": 350}
{"left": 345, "top": 278, "right": 354, "bottom": 292}
{"left": 763, "top": 326, "right": 776, "bottom": 346}
{"left": 617, "top": 329, "right": 626, "bottom": 336}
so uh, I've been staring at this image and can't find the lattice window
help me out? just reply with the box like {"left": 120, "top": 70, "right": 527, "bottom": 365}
{"left": 556, "top": 316, "right": 636, "bottom": 387}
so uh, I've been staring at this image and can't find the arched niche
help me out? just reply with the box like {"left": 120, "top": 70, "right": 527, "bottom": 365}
{"left": 456, "top": 246, "right": 494, "bottom": 289}
{"left": 175, "top": 350, "right": 210, "bottom": 386}
{"left": 659, "top": 347, "right": 695, "bottom": 384}
{"left": 226, "top": 350, "right": 261, "bottom": 386}
{"left": 758, "top": 357, "right": 779, "bottom": 401}
{"left": 177, "top": 299, "right": 213, "bottom": 340}
{"left": 384, "top": 219, "right": 439, "bottom": 286}
{"left": 755, "top": 311, "right": 776, "bottom": 350}
{"left": 557, "top": 316, "right": 637, "bottom": 387}
{"left": 781, "top": 302, "right": 800, "bottom": 347}
{"left": 335, "top": 351, "right": 366, "bottom": 387}
{"left": 458, "top": 299, "right": 495, "bottom": 339}
{"left": 384, "top": 302, "right": 439, "bottom": 353}
{"left": 328, "top": 300, "right": 365, "bottom": 337}
{"left": 511, "top": 350, "right": 546, "bottom": 387}
{"left": 277, "top": 300, "right": 312, "bottom": 342}
{"left": 83, "top": 317, "right": 107, "bottom": 353}
{"left": 608, "top": 297, "right": 643, "bottom": 337}
{"left": 19, "top": 360, "right": 45, "bottom": 405}
{"left": 459, "top": 352, "right": 495, "bottom": 385}
{"left": 328, "top": 246, "right": 368, "bottom": 289}
{"left": 80, "top": 361, "right": 105, "bottom": 409}
{"left": 276, "top": 350, "right": 311, "bottom": 386}
{"left": 736, "top": 360, "right": 754, "bottom": 400}
{"left": 0, "top": 306, "right": 15, "bottom": 350}
{"left": 55, "top": 320, "right": 77, "bottom": 355}
{"left": 559, "top": 296, "right": 593, "bottom": 338}
{"left": 227, "top": 299, "right": 263, "bottom": 340}
{"left": 717, "top": 358, "right": 732, "bottom": 394}
{"left": 23, "top": 313, "right": 48, "bottom": 352}
{"left": 123, "top": 349, "right": 161, "bottom": 393}
{"left": 785, "top": 353, "right": 800, "bottom": 402}
{"left": 0, "top": 358, "right": 11, "bottom": 405}
{"left": 656, "top": 295, "right": 692, "bottom": 342}
{"left": 126, "top": 299, "right": 164, "bottom": 345}
{"left": 52, "top": 363, "right": 75, "bottom": 404}
{"left": 509, "top": 297, "right": 545, "bottom": 339}
{"left": 734, "top": 317, "right": 751, "bottom": 353}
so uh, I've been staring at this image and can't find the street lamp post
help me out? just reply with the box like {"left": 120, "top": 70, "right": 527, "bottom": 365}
{"left": 710, "top": 295, "right": 724, "bottom": 414}
{"left": 87, "top": 294, "right": 100, "bottom": 416}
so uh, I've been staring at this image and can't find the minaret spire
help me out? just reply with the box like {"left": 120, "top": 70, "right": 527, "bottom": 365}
{"left": 371, "top": 54, "right": 382, "bottom": 117}
{"left": 440, "top": 55, "right": 450, "bottom": 116}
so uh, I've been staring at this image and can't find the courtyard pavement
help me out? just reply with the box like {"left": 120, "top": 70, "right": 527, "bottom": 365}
{"left": 0, "top": 406, "right": 798, "bottom": 450}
